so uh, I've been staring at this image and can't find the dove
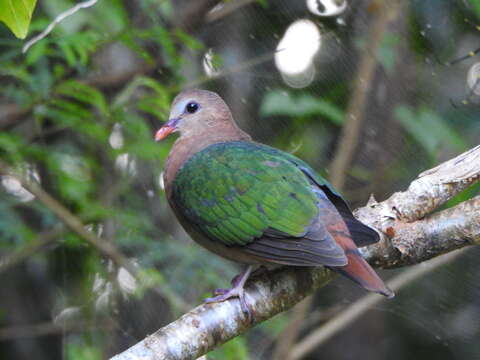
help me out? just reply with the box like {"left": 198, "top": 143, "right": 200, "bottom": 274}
{"left": 156, "top": 89, "right": 393, "bottom": 314}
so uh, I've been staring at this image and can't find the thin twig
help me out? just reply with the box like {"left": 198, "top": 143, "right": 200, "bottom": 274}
{"left": 0, "top": 321, "right": 89, "bottom": 341}
{"left": 0, "top": 226, "right": 64, "bottom": 274}
{"left": 22, "top": 0, "right": 99, "bottom": 53}
{"left": 206, "top": 0, "right": 256, "bottom": 23}
{"left": 175, "top": 0, "right": 221, "bottom": 31}
{"left": 289, "top": 248, "right": 467, "bottom": 359}
{"left": 181, "top": 50, "right": 276, "bottom": 90}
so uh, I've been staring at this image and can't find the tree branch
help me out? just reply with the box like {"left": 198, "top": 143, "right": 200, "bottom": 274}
{"left": 0, "top": 226, "right": 64, "bottom": 274}
{"left": 174, "top": 0, "right": 221, "bottom": 32}
{"left": 0, "top": 321, "right": 89, "bottom": 341}
{"left": 205, "top": 0, "right": 256, "bottom": 23}
{"left": 361, "top": 195, "right": 479, "bottom": 268}
{"left": 355, "top": 144, "right": 480, "bottom": 267}
{"left": 111, "top": 144, "right": 480, "bottom": 360}
{"left": 356, "top": 144, "right": 480, "bottom": 222}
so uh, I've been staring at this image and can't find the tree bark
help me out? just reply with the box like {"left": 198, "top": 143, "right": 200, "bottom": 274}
{"left": 111, "top": 144, "right": 480, "bottom": 360}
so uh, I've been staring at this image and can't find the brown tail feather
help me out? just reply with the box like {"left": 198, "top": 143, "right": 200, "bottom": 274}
{"left": 318, "top": 197, "right": 394, "bottom": 298}
{"left": 336, "top": 249, "right": 394, "bottom": 298}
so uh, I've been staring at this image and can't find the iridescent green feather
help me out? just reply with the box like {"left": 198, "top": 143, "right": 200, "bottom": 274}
{"left": 172, "top": 141, "right": 322, "bottom": 246}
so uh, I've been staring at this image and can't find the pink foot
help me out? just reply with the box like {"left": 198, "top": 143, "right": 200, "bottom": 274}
{"left": 204, "top": 266, "right": 253, "bottom": 317}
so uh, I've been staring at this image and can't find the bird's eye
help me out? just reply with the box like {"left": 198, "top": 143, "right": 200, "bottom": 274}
{"left": 185, "top": 102, "right": 199, "bottom": 114}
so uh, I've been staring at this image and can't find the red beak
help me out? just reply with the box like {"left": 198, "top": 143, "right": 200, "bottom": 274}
{"left": 155, "top": 126, "right": 175, "bottom": 141}
{"left": 155, "top": 118, "right": 179, "bottom": 141}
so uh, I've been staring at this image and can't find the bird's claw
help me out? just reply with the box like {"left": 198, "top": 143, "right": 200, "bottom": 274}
{"left": 204, "top": 266, "right": 253, "bottom": 320}
{"left": 204, "top": 287, "right": 251, "bottom": 318}
{"left": 212, "top": 288, "right": 229, "bottom": 296}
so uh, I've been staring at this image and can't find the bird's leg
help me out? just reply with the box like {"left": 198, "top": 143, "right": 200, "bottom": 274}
{"left": 212, "top": 275, "right": 241, "bottom": 296}
{"left": 212, "top": 266, "right": 254, "bottom": 295}
{"left": 205, "top": 265, "right": 253, "bottom": 315}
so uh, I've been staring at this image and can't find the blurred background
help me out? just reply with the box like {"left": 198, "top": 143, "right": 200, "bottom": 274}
{"left": 1, "top": 0, "right": 480, "bottom": 359}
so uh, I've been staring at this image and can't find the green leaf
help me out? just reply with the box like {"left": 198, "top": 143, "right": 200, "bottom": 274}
{"left": 443, "top": 182, "right": 480, "bottom": 210}
{"left": 0, "top": 132, "right": 24, "bottom": 162}
{"left": 174, "top": 29, "right": 204, "bottom": 51}
{"left": 468, "top": 0, "right": 480, "bottom": 19}
{"left": 66, "top": 341, "right": 102, "bottom": 360}
{"left": 58, "top": 40, "right": 77, "bottom": 66}
{"left": 259, "top": 312, "right": 289, "bottom": 336}
{"left": 395, "top": 105, "right": 466, "bottom": 156}
{"left": 209, "top": 336, "right": 249, "bottom": 360}
{"left": 55, "top": 80, "right": 108, "bottom": 116}
{"left": 91, "top": 0, "right": 127, "bottom": 34}
{"left": 0, "top": 200, "right": 34, "bottom": 245}
{"left": 378, "top": 33, "right": 399, "bottom": 74}
{"left": 261, "top": 90, "right": 344, "bottom": 125}
{"left": 0, "top": 0, "right": 38, "bottom": 38}
{"left": 112, "top": 76, "right": 170, "bottom": 118}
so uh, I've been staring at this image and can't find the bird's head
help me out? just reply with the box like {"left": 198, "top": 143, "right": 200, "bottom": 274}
{"left": 155, "top": 89, "right": 233, "bottom": 141}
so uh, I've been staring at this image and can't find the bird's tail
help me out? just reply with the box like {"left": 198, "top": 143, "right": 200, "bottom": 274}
{"left": 335, "top": 248, "right": 394, "bottom": 298}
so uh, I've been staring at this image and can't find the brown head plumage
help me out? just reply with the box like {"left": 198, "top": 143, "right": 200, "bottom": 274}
{"left": 156, "top": 89, "right": 236, "bottom": 141}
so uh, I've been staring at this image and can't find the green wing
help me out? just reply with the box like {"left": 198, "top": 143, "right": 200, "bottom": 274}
{"left": 172, "top": 141, "right": 319, "bottom": 246}
{"left": 172, "top": 141, "right": 378, "bottom": 266}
